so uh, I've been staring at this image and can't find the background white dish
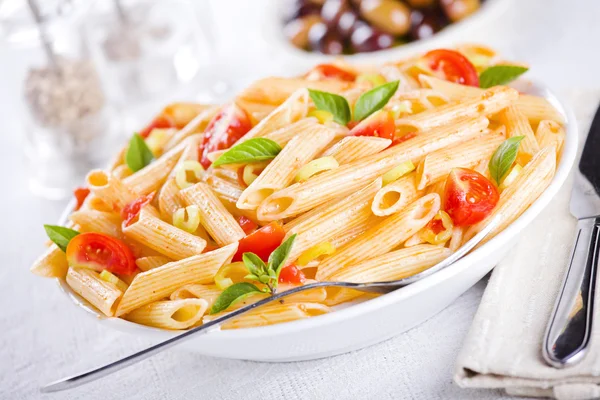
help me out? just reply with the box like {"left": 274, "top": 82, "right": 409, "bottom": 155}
{"left": 264, "top": 0, "right": 511, "bottom": 70}
{"left": 55, "top": 79, "right": 578, "bottom": 362}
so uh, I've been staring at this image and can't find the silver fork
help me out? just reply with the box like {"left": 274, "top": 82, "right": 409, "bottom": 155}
{"left": 42, "top": 216, "right": 500, "bottom": 393}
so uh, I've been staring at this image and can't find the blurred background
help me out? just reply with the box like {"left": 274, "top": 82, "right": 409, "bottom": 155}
{"left": 1, "top": 0, "right": 599, "bottom": 396}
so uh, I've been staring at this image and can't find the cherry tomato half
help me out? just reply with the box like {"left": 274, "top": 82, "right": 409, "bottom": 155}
{"left": 66, "top": 232, "right": 137, "bottom": 275}
{"left": 232, "top": 221, "right": 286, "bottom": 262}
{"left": 73, "top": 187, "right": 90, "bottom": 211}
{"left": 423, "top": 49, "right": 479, "bottom": 87}
{"left": 139, "top": 114, "right": 176, "bottom": 139}
{"left": 199, "top": 103, "right": 252, "bottom": 169}
{"left": 350, "top": 110, "right": 395, "bottom": 140}
{"left": 443, "top": 168, "right": 499, "bottom": 226}
{"left": 279, "top": 264, "right": 306, "bottom": 284}
{"left": 305, "top": 64, "right": 356, "bottom": 82}
{"left": 121, "top": 192, "right": 155, "bottom": 228}
{"left": 237, "top": 216, "right": 258, "bottom": 235}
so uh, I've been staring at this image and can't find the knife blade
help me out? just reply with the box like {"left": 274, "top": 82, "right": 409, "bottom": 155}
{"left": 543, "top": 101, "right": 600, "bottom": 368}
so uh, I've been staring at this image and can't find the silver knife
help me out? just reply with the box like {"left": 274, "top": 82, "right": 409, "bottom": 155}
{"left": 543, "top": 102, "right": 600, "bottom": 368}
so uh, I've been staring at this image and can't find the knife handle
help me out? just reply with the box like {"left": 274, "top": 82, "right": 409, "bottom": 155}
{"left": 543, "top": 217, "right": 600, "bottom": 368}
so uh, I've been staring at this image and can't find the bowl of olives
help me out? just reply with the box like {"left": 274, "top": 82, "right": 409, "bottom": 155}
{"left": 278, "top": 0, "right": 507, "bottom": 59}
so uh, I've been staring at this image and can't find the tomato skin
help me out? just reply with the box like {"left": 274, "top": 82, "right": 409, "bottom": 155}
{"left": 66, "top": 233, "right": 138, "bottom": 275}
{"left": 391, "top": 132, "right": 417, "bottom": 146}
{"left": 233, "top": 222, "right": 286, "bottom": 262}
{"left": 278, "top": 264, "right": 306, "bottom": 284}
{"left": 350, "top": 110, "right": 396, "bottom": 140}
{"left": 139, "top": 114, "right": 175, "bottom": 138}
{"left": 73, "top": 187, "right": 90, "bottom": 211}
{"left": 121, "top": 192, "right": 155, "bottom": 228}
{"left": 199, "top": 103, "right": 252, "bottom": 169}
{"left": 237, "top": 216, "right": 258, "bottom": 235}
{"left": 306, "top": 64, "right": 356, "bottom": 82}
{"left": 423, "top": 49, "right": 479, "bottom": 87}
{"left": 443, "top": 168, "right": 499, "bottom": 227}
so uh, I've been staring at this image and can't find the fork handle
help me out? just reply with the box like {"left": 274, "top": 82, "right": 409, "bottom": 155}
{"left": 543, "top": 216, "right": 600, "bottom": 368}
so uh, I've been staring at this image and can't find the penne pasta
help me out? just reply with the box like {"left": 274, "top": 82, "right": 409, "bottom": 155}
{"left": 180, "top": 182, "right": 245, "bottom": 246}
{"left": 499, "top": 105, "right": 539, "bottom": 160}
{"left": 86, "top": 169, "right": 138, "bottom": 212}
{"left": 204, "top": 302, "right": 331, "bottom": 330}
{"left": 536, "top": 120, "right": 565, "bottom": 160}
{"left": 418, "top": 74, "right": 565, "bottom": 124}
{"left": 330, "top": 244, "right": 452, "bottom": 283}
{"left": 123, "top": 208, "right": 207, "bottom": 259}
{"left": 66, "top": 267, "right": 123, "bottom": 316}
{"left": 463, "top": 146, "right": 557, "bottom": 245}
{"left": 135, "top": 256, "right": 172, "bottom": 272}
{"left": 258, "top": 116, "right": 488, "bottom": 221}
{"left": 322, "top": 136, "right": 392, "bottom": 164}
{"left": 30, "top": 245, "right": 69, "bottom": 278}
{"left": 394, "top": 86, "right": 518, "bottom": 134}
{"left": 116, "top": 243, "right": 237, "bottom": 316}
{"left": 316, "top": 193, "right": 441, "bottom": 280}
{"left": 170, "top": 284, "right": 222, "bottom": 305}
{"left": 372, "top": 172, "right": 422, "bottom": 217}
{"left": 285, "top": 178, "right": 383, "bottom": 262}
{"left": 69, "top": 210, "right": 122, "bottom": 238}
{"left": 124, "top": 299, "right": 209, "bottom": 330}
{"left": 414, "top": 129, "right": 505, "bottom": 189}
{"left": 237, "top": 122, "right": 336, "bottom": 210}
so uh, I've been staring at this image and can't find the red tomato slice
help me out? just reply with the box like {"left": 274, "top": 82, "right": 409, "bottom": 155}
{"left": 121, "top": 192, "right": 156, "bottom": 228}
{"left": 233, "top": 221, "right": 286, "bottom": 262}
{"left": 443, "top": 168, "right": 499, "bottom": 227}
{"left": 391, "top": 132, "right": 417, "bottom": 146}
{"left": 198, "top": 103, "right": 252, "bottom": 169}
{"left": 278, "top": 264, "right": 306, "bottom": 284}
{"left": 73, "top": 187, "right": 90, "bottom": 211}
{"left": 66, "top": 232, "right": 137, "bottom": 275}
{"left": 423, "top": 49, "right": 479, "bottom": 87}
{"left": 350, "top": 110, "right": 395, "bottom": 140}
{"left": 139, "top": 114, "right": 176, "bottom": 138}
{"left": 237, "top": 216, "right": 258, "bottom": 235}
{"left": 306, "top": 64, "right": 356, "bottom": 82}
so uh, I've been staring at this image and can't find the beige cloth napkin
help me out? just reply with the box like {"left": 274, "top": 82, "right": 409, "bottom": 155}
{"left": 454, "top": 90, "right": 600, "bottom": 400}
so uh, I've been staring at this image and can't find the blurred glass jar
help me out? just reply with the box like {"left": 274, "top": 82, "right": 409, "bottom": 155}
{"left": 84, "top": 0, "right": 205, "bottom": 107}
{"left": 21, "top": 1, "right": 120, "bottom": 199}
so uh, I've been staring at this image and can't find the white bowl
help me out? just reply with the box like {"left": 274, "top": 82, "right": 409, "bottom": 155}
{"left": 56, "top": 79, "right": 577, "bottom": 362}
{"left": 264, "top": 0, "right": 511, "bottom": 70}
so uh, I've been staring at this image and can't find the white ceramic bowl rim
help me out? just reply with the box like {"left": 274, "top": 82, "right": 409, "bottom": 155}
{"left": 56, "top": 79, "right": 578, "bottom": 342}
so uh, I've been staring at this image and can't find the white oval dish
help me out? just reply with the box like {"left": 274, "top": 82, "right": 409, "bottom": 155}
{"left": 56, "top": 80, "right": 577, "bottom": 362}
{"left": 264, "top": 0, "right": 510, "bottom": 69}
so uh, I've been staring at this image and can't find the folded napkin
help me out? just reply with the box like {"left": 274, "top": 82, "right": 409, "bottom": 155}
{"left": 455, "top": 90, "right": 600, "bottom": 400}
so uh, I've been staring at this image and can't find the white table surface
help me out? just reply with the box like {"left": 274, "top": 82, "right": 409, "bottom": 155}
{"left": 2, "top": 0, "right": 599, "bottom": 398}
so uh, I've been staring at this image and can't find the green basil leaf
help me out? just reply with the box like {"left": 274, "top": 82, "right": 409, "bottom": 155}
{"left": 308, "top": 89, "right": 351, "bottom": 125}
{"left": 353, "top": 80, "right": 399, "bottom": 121}
{"left": 488, "top": 136, "right": 525, "bottom": 185}
{"left": 269, "top": 234, "right": 297, "bottom": 278}
{"left": 479, "top": 65, "right": 529, "bottom": 89}
{"left": 126, "top": 133, "right": 154, "bottom": 172}
{"left": 44, "top": 225, "right": 80, "bottom": 252}
{"left": 209, "top": 282, "right": 261, "bottom": 314}
{"left": 212, "top": 138, "right": 282, "bottom": 167}
{"left": 242, "top": 252, "right": 267, "bottom": 277}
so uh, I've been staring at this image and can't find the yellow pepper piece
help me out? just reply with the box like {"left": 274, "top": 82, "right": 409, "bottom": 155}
{"left": 297, "top": 242, "right": 336, "bottom": 267}
{"left": 356, "top": 73, "right": 387, "bottom": 87}
{"left": 295, "top": 156, "right": 339, "bottom": 183}
{"left": 214, "top": 262, "right": 249, "bottom": 290}
{"left": 500, "top": 164, "right": 523, "bottom": 190}
{"left": 307, "top": 109, "right": 334, "bottom": 125}
{"left": 99, "top": 270, "right": 128, "bottom": 292}
{"left": 382, "top": 161, "right": 415, "bottom": 186}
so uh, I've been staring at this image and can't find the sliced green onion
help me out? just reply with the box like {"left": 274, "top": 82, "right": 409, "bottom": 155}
{"left": 382, "top": 161, "right": 415, "bottom": 186}
{"left": 173, "top": 205, "right": 201, "bottom": 234}
{"left": 294, "top": 156, "right": 339, "bottom": 183}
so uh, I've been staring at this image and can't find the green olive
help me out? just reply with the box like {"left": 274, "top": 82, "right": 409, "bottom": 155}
{"left": 284, "top": 14, "right": 324, "bottom": 49}
{"left": 359, "top": 0, "right": 411, "bottom": 36}
{"left": 440, "top": 0, "right": 481, "bottom": 22}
